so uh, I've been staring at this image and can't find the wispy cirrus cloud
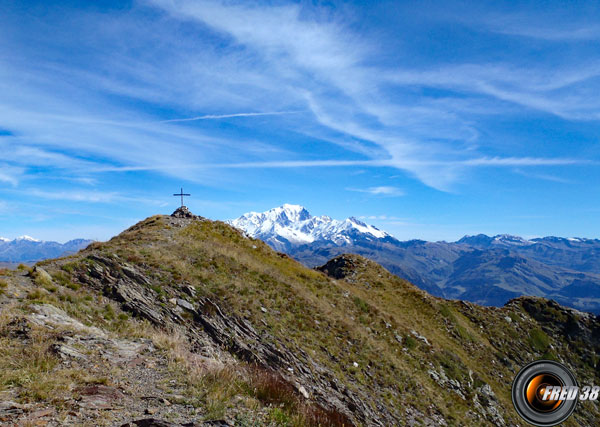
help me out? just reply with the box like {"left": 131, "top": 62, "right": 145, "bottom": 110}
{"left": 26, "top": 189, "right": 168, "bottom": 206}
{"left": 85, "top": 155, "right": 583, "bottom": 174}
{"left": 144, "top": 0, "right": 594, "bottom": 190}
{"left": 513, "top": 169, "right": 574, "bottom": 184}
{"left": 493, "top": 25, "right": 600, "bottom": 41}
{"left": 359, "top": 215, "right": 407, "bottom": 221}
{"left": 0, "top": 165, "right": 24, "bottom": 186}
{"left": 0, "top": 0, "right": 595, "bottom": 196}
{"left": 385, "top": 63, "right": 600, "bottom": 121}
{"left": 475, "top": 10, "right": 600, "bottom": 42}
{"left": 348, "top": 186, "right": 405, "bottom": 197}
{"left": 160, "top": 111, "right": 302, "bottom": 123}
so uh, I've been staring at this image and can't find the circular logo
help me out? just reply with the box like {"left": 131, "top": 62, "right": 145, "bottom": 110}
{"left": 512, "top": 360, "right": 578, "bottom": 426}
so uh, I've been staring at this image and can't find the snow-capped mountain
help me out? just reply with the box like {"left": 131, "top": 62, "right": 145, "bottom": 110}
{"left": 15, "top": 235, "right": 41, "bottom": 242}
{"left": 0, "top": 237, "right": 94, "bottom": 263}
{"left": 228, "top": 204, "right": 393, "bottom": 251}
{"left": 457, "top": 233, "right": 596, "bottom": 249}
{"left": 457, "top": 233, "right": 534, "bottom": 247}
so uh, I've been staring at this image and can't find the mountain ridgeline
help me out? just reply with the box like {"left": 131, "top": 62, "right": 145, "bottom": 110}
{"left": 1, "top": 207, "right": 599, "bottom": 425}
{"left": 0, "top": 236, "right": 93, "bottom": 265}
{"left": 229, "top": 205, "right": 600, "bottom": 314}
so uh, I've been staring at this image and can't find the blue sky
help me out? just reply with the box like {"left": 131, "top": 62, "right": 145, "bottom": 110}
{"left": 1, "top": 0, "right": 599, "bottom": 242}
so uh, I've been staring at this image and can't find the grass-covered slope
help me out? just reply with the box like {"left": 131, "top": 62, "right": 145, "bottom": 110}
{"left": 1, "top": 211, "right": 599, "bottom": 426}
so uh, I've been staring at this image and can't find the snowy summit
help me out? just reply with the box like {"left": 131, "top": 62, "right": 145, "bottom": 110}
{"left": 16, "top": 235, "right": 41, "bottom": 242}
{"left": 228, "top": 204, "right": 391, "bottom": 251}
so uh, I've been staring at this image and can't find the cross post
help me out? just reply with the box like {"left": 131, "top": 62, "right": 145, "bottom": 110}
{"left": 173, "top": 187, "right": 191, "bottom": 207}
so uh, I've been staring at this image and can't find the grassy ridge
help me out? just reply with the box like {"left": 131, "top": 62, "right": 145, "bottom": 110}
{"left": 2, "top": 214, "right": 598, "bottom": 425}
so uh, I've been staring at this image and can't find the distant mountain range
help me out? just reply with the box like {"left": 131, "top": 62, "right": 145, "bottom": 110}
{"left": 0, "top": 236, "right": 93, "bottom": 264}
{"left": 230, "top": 205, "right": 600, "bottom": 313}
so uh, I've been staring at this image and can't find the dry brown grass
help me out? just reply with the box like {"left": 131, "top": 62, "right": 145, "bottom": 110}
{"left": 245, "top": 365, "right": 296, "bottom": 407}
{"left": 0, "top": 307, "right": 84, "bottom": 406}
{"left": 0, "top": 301, "right": 18, "bottom": 332}
{"left": 152, "top": 328, "right": 234, "bottom": 387}
{"left": 243, "top": 366, "right": 352, "bottom": 426}
{"left": 300, "top": 403, "right": 353, "bottom": 427}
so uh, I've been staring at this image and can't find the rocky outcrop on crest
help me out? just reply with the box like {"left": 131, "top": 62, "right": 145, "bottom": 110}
{"left": 171, "top": 206, "right": 199, "bottom": 219}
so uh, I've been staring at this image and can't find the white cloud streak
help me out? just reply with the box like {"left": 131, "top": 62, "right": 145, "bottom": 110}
{"left": 477, "top": 10, "right": 600, "bottom": 41}
{"left": 348, "top": 186, "right": 405, "bottom": 196}
{"left": 0, "top": 164, "right": 24, "bottom": 186}
{"left": 494, "top": 25, "right": 600, "bottom": 41}
{"left": 26, "top": 189, "right": 167, "bottom": 206}
{"left": 87, "top": 156, "right": 583, "bottom": 173}
{"left": 160, "top": 111, "right": 302, "bottom": 123}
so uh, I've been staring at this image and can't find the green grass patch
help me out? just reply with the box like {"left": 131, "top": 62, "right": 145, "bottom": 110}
{"left": 150, "top": 284, "right": 164, "bottom": 296}
{"left": 529, "top": 328, "right": 550, "bottom": 353}
{"left": 435, "top": 350, "right": 468, "bottom": 382}
{"left": 439, "top": 304, "right": 456, "bottom": 322}
{"left": 455, "top": 324, "right": 475, "bottom": 343}
{"left": 508, "top": 312, "right": 520, "bottom": 323}
{"left": 27, "top": 289, "right": 46, "bottom": 301}
{"left": 352, "top": 296, "right": 369, "bottom": 313}
{"left": 404, "top": 335, "right": 417, "bottom": 349}
{"left": 103, "top": 303, "right": 115, "bottom": 321}
{"left": 268, "top": 407, "right": 292, "bottom": 425}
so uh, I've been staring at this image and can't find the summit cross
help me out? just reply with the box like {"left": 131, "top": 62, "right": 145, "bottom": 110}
{"left": 173, "top": 187, "right": 191, "bottom": 207}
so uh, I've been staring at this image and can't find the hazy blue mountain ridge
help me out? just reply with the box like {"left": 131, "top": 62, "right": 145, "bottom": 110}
{"left": 0, "top": 236, "right": 94, "bottom": 263}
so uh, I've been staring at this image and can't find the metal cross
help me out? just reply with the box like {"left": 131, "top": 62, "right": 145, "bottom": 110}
{"left": 173, "top": 187, "right": 191, "bottom": 207}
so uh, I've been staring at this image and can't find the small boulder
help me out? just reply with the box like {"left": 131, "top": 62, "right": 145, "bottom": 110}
{"left": 176, "top": 298, "right": 195, "bottom": 312}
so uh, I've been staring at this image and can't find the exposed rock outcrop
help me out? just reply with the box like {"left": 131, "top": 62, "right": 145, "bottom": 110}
{"left": 171, "top": 206, "right": 198, "bottom": 219}
{"left": 75, "top": 253, "right": 376, "bottom": 425}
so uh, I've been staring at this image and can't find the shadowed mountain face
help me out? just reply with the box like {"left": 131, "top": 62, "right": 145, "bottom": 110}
{"left": 0, "top": 237, "right": 93, "bottom": 263}
{"left": 1, "top": 210, "right": 600, "bottom": 425}
{"left": 230, "top": 206, "right": 600, "bottom": 313}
